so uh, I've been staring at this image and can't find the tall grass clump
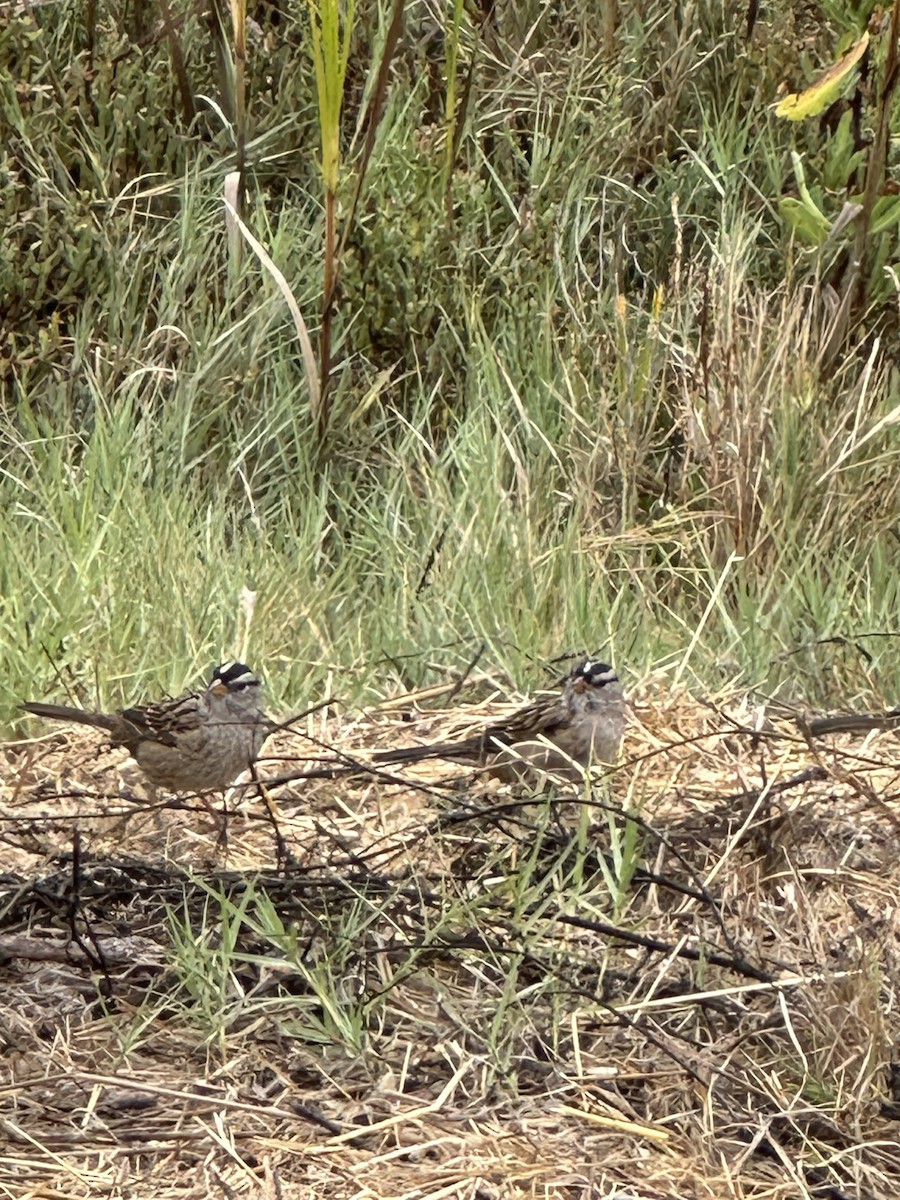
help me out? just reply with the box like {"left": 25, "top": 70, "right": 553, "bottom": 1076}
{"left": 2, "top": 1, "right": 900, "bottom": 717}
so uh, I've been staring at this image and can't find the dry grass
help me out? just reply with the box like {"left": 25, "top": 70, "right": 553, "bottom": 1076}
{"left": 2, "top": 677, "right": 899, "bottom": 1199}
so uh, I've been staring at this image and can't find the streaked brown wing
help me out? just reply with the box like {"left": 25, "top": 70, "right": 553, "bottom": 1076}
{"left": 482, "top": 693, "right": 565, "bottom": 748}
{"left": 119, "top": 691, "right": 204, "bottom": 747}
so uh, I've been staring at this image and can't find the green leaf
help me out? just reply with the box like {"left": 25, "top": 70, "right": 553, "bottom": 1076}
{"left": 869, "top": 194, "right": 900, "bottom": 235}
{"left": 779, "top": 197, "right": 830, "bottom": 246}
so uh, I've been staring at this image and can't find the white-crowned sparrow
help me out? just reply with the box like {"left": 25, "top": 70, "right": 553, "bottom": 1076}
{"left": 21, "top": 661, "right": 269, "bottom": 792}
{"left": 374, "top": 658, "right": 625, "bottom": 775}
{"left": 808, "top": 708, "right": 900, "bottom": 737}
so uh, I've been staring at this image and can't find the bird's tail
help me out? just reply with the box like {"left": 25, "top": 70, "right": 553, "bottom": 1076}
{"left": 373, "top": 737, "right": 483, "bottom": 764}
{"left": 808, "top": 711, "right": 900, "bottom": 736}
{"left": 20, "top": 702, "right": 118, "bottom": 733}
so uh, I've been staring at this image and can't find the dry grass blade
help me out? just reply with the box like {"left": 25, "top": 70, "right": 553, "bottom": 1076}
{"left": 222, "top": 198, "right": 320, "bottom": 416}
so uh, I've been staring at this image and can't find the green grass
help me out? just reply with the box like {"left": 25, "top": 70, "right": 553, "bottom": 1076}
{"left": 3, "top": 2, "right": 900, "bottom": 725}
{"left": 5, "top": 271, "right": 900, "bottom": 724}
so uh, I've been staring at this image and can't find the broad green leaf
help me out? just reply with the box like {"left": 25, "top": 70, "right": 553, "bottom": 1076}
{"left": 870, "top": 193, "right": 900, "bottom": 235}
{"left": 779, "top": 197, "right": 830, "bottom": 246}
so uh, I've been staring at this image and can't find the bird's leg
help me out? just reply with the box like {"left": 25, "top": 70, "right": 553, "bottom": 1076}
{"left": 209, "top": 791, "right": 229, "bottom": 850}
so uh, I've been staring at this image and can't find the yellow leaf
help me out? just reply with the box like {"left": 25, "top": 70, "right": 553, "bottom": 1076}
{"left": 775, "top": 31, "right": 869, "bottom": 120}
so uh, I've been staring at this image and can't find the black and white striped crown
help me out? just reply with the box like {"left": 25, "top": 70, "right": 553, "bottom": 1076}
{"left": 571, "top": 658, "right": 617, "bottom": 687}
{"left": 211, "top": 661, "right": 261, "bottom": 691}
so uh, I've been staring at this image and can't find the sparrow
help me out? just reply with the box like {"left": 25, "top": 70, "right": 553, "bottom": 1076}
{"left": 21, "top": 661, "right": 269, "bottom": 793}
{"left": 373, "top": 658, "right": 625, "bottom": 775}
{"left": 807, "top": 708, "right": 900, "bottom": 737}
